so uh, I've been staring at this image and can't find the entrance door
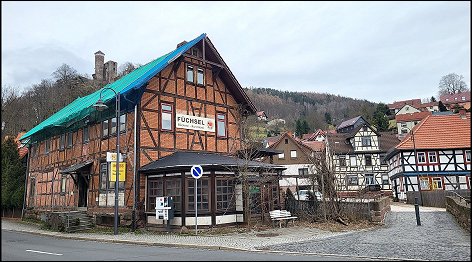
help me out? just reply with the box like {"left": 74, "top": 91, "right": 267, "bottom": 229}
{"left": 77, "top": 173, "right": 88, "bottom": 208}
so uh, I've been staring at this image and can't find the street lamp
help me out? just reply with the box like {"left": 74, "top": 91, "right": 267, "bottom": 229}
{"left": 93, "top": 87, "right": 120, "bottom": 235}
{"left": 405, "top": 126, "right": 422, "bottom": 226}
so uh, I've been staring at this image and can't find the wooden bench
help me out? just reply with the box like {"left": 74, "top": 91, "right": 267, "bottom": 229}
{"left": 269, "top": 210, "right": 298, "bottom": 228}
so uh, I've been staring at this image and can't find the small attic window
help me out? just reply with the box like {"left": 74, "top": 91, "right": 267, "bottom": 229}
{"left": 192, "top": 48, "right": 198, "bottom": 57}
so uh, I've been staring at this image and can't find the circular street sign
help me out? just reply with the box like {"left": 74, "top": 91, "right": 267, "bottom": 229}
{"left": 191, "top": 165, "right": 203, "bottom": 179}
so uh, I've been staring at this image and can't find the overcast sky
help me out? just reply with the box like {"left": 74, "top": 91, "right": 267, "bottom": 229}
{"left": 2, "top": 1, "right": 470, "bottom": 103}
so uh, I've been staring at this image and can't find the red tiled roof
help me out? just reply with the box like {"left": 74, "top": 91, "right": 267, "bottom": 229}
{"left": 301, "top": 141, "right": 325, "bottom": 151}
{"left": 395, "top": 111, "right": 431, "bottom": 122}
{"left": 419, "top": 102, "right": 438, "bottom": 108}
{"left": 396, "top": 112, "right": 471, "bottom": 150}
{"left": 440, "top": 92, "right": 471, "bottom": 104}
{"left": 388, "top": 99, "right": 422, "bottom": 109}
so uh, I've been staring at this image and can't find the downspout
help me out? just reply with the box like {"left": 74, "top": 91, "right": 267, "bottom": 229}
{"left": 21, "top": 144, "right": 31, "bottom": 220}
{"left": 132, "top": 104, "right": 138, "bottom": 231}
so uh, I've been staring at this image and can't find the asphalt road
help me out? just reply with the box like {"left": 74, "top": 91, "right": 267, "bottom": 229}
{"left": 2, "top": 230, "right": 376, "bottom": 261}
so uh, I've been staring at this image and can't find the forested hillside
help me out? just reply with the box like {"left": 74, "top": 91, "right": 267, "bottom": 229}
{"left": 2, "top": 63, "right": 388, "bottom": 140}
{"left": 245, "top": 87, "right": 382, "bottom": 132}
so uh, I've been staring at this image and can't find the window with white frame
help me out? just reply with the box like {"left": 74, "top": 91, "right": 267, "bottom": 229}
{"left": 419, "top": 177, "right": 430, "bottom": 190}
{"left": 350, "top": 155, "right": 357, "bottom": 166}
{"left": 298, "top": 168, "right": 309, "bottom": 176}
{"left": 110, "top": 117, "right": 117, "bottom": 135}
{"left": 465, "top": 150, "right": 471, "bottom": 163}
{"left": 119, "top": 114, "right": 126, "bottom": 133}
{"left": 102, "top": 119, "right": 109, "bottom": 137}
{"left": 161, "top": 103, "right": 173, "bottom": 131}
{"left": 278, "top": 152, "right": 285, "bottom": 159}
{"left": 61, "top": 175, "right": 67, "bottom": 193}
{"left": 364, "top": 174, "right": 375, "bottom": 185}
{"left": 197, "top": 68, "right": 204, "bottom": 85}
{"left": 428, "top": 151, "right": 438, "bottom": 163}
{"left": 290, "top": 150, "right": 297, "bottom": 158}
{"left": 417, "top": 152, "right": 426, "bottom": 164}
{"left": 347, "top": 175, "right": 358, "bottom": 186}
{"left": 66, "top": 132, "right": 73, "bottom": 148}
{"left": 382, "top": 175, "right": 389, "bottom": 185}
{"left": 186, "top": 65, "right": 194, "bottom": 83}
{"left": 432, "top": 177, "right": 443, "bottom": 190}
{"left": 361, "top": 137, "right": 371, "bottom": 147}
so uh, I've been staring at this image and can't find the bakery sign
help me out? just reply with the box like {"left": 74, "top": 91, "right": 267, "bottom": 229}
{"left": 176, "top": 113, "right": 215, "bottom": 132}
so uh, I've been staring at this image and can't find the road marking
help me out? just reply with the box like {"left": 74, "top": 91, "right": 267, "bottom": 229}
{"left": 25, "top": 249, "right": 63, "bottom": 256}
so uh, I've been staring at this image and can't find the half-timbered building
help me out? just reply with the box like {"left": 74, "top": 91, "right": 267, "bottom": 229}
{"left": 19, "top": 33, "right": 284, "bottom": 228}
{"left": 326, "top": 123, "right": 400, "bottom": 197}
{"left": 263, "top": 132, "right": 325, "bottom": 193}
{"left": 384, "top": 111, "right": 471, "bottom": 204}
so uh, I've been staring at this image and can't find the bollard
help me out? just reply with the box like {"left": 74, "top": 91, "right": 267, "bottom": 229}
{"left": 414, "top": 197, "right": 421, "bottom": 226}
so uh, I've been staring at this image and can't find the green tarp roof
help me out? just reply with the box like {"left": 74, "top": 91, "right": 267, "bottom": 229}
{"left": 20, "top": 33, "right": 207, "bottom": 144}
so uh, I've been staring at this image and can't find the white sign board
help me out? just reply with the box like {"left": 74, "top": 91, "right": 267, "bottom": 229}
{"left": 176, "top": 114, "right": 215, "bottom": 132}
{"left": 107, "top": 152, "right": 124, "bottom": 162}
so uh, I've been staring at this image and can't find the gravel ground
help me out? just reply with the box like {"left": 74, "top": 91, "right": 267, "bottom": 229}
{"left": 259, "top": 202, "right": 471, "bottom": 261}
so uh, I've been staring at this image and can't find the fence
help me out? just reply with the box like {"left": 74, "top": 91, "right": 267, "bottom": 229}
{"left": 284, "top": 196, "right": 390, "bottom": 223}
{"left": 1, "top": 208, "right": 22, "bottom": 218}
{"left": 407, "top": 190, "right": 471, "bottom": 208}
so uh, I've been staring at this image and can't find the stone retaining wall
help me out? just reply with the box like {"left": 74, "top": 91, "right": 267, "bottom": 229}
{"left": 445, "top": 196, "right": 470, "bottom": 232}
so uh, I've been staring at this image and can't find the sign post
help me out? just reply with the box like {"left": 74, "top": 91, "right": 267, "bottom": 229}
{"left": 190, "top": 165, "right": 203, "bottom": 235}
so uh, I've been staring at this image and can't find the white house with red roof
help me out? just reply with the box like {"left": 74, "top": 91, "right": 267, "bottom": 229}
{"left": 384, "top": 111, "right": 471, "bottom": 205}
{"left": 395, "top": 111, "right": 431, "bottom": 135}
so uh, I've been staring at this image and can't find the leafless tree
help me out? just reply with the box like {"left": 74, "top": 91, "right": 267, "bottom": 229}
{"left": 438, "top": 73, "right": 469, "bottom": 96}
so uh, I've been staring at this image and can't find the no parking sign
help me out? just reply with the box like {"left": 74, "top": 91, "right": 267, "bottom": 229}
{"left": 190, "top": 165, "right": 203, "bottom": 179}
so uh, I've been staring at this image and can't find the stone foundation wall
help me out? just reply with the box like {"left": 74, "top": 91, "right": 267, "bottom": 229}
{"left": 445, "top": 196, "right": 471, "bottom": 232}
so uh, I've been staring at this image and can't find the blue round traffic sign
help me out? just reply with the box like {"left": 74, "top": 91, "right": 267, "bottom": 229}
{"left": 191, "top": 165, "right": 203, "bottom": 179}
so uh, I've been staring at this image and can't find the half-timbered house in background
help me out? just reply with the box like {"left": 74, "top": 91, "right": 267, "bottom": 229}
{"left": 384, "top": 111, "right": 471, "bottom": 207}
{"left": 19, "top": 33, "right": 284, "bottom": 229}
{"left": 326, "top": 121, "right": 400, "bottom": 197}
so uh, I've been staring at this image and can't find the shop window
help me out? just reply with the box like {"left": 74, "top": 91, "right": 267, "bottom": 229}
{"left": 166, "top": 179, "right": 181, "bottom": 212}
{"left": 216, "top": 179, "right": 235, "bottom": 211}
{"left": 147, "top": 179, "right": 163, "bottom": 212}
{"left": 347, "top": 175, "right": 358, "bottom": 186}
{"left": 161, "top": 103, "right": 173, "bottom": 131}
{"left": 186, "top": 65, "right": 194, "bottom": 83}
{"left": 197, "top": 68, "right": 204, "bottom": 85}
{"left": 217, "top": 113, "right": 226, "bottom": 138}
{"left": 188, "top": 178, "right": 209, "bottom": 212}
{"left": 290, "top": 150, "right": 297, "bottom": 158}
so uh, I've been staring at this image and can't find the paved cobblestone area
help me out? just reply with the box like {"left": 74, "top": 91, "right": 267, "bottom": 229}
{"left": 259, "top": 203, "right": 471, "bottom": 261}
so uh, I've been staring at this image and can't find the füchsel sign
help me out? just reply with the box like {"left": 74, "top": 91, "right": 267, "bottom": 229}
{"left": 176, "top": 113, "right": 215, "bottom": 132}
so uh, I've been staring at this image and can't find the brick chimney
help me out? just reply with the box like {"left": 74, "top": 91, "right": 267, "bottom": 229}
{"left": 176, "top": 41, "right": 188, "bottom": 48}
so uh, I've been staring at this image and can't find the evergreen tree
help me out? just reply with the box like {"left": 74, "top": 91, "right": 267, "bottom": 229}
{"left": 1, "top": 137, "right": 25, "bottom": 210}
{"left": 324, "top": 112, "right": 332, "bottom": 125}
{"left": 372, "top": 103, "right": 390, "bottom": 131}
{"left": 430, "top": 96, "right": 437, "bottom": 102}
{"left": 438, "top": 101, "right": 448, "bottom": 112}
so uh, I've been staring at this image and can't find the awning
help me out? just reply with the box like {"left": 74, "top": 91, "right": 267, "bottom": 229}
{"left": 60, "top": 160, "right": 94, "bottom": 174}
